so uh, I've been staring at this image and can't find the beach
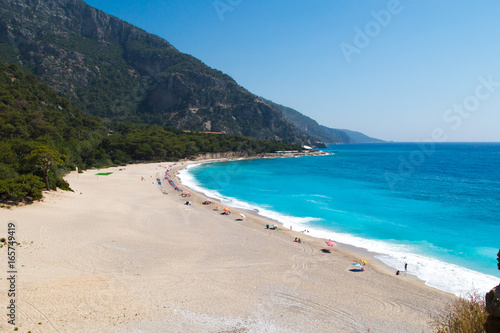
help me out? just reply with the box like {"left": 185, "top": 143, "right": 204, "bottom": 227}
{"left": 0, "top": 160, "right": 455, "bottom": 332}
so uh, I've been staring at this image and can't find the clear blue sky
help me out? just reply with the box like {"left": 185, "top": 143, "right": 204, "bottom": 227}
{"left": 85, "top": 0, "right": 500, "bottom": 142}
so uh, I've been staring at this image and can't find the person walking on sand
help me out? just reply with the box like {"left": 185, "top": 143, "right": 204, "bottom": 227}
{"left": 404, "top": 262, "right": 408, "bottom": 272}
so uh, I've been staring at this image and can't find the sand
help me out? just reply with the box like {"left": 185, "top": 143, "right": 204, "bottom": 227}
{"left": 0, "top": 160, "right": 455, "bottom": 332}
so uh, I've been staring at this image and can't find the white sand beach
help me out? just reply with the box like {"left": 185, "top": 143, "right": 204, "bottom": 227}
{"left": 0, "top": 161, "right": 455, "bottom": 332}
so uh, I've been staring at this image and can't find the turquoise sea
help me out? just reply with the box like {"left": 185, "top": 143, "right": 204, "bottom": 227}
{"left": 179, "top": 143, "right": 500, "bottom": 295}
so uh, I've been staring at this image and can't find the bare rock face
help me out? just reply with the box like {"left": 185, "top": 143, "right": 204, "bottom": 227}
{"left": 485, "top": 250, "right": 500, "bottom": 333}
{"left": 486, "top": 285, "right": 500, "bottom": 317}
{"left": 0, "top": 0, "right": 317, "bottom": 145}
{"left": 485, "top": 293, "right": 500, "bottom": 332}
{"left": 497, "top": 249, "right": 500, "bottom": 270}
{"left": 485, "top": 314, "right": 500, "bottom": 333}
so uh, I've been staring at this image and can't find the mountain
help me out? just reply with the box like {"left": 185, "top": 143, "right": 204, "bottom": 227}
{"left": 321, "top": 127, "right": 385, "bottom": 144}
{"left": 0, "top": 60, "right": 304, "bottom": 201}
{"left": 262, "top": 98, "right": 383, "bottom": 144}
{"left": 261, "top": 98, "right": 342, "bottom": 144}
{"left": 0, "top": 0, "right": 321, "bottom": 145}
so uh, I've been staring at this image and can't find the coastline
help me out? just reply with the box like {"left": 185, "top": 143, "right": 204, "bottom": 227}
{"left": 168, "top": 159, "right": 456, "bottom": 309}
{"left": 178, "top": 156, "right": 500, "bottom": 297}
{"left": 174, "top": 158, "right": 415, "bottom": 279}
{"left": 0, "top": 160, "right": 454, "bottom": 332}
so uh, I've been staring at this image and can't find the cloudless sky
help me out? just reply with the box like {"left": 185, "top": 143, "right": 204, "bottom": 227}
{"left": 84, "top": 0, "right": 500, "bottom": 142}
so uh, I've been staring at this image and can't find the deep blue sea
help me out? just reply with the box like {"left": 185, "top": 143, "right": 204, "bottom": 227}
{"left": 179, "top": 143, "right": 500, "bottom": 295}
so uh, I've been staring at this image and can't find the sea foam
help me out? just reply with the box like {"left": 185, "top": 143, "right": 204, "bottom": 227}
{"left": 178, "top": 163, "right": 499, "bottom": 297}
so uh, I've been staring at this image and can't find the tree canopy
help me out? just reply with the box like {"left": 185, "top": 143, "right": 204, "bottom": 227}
{"left": 0, "top": 61, "right": 302, "bottom": 203}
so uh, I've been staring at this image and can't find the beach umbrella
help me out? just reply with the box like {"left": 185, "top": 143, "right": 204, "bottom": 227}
{"left": 326, "top": 240, "right": 336, "bottom": 247}
{"left": 223, "top": 208, "right": 229, "bottom": 211}
{"left": 240, "top": 213, "right": 246, "bottom": 219}
{"left": 352, "top": 263, "right": 365, "bottom": 271}
{"left": 272, "top": 224, "right": 278, "bottom": 228}
{"left": 214, "top": 206, "right": 219, "bottom": 210}
{"left": 360, "top": 259, "right": 367, "bottom": 265}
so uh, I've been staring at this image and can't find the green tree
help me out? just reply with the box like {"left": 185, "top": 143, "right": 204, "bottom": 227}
{"left": 24, "top": 145, "right": 64, "bottom": 190}
{"left": 0, "top": 175, "right": 44, "bottom": 201}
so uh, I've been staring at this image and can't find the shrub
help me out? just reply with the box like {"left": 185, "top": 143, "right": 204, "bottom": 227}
{"left": 0, "top": 174, "right": 45, "bottom": 201}
{"left": 55, "top": 178, "right": 72, "bottom": 191}
{"left": 18, "top": 174, "right": 45, "bottom": 200}
{"left": 432, "top": 292, "right": 488, "bottom": 333}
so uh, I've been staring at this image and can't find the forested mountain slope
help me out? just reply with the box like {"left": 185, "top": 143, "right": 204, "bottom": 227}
{"left": 0, "top": 0, "right": 319, "bottom": 144}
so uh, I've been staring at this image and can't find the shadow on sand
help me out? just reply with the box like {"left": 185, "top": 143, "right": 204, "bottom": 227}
{"left": 349, "top": 268, "right": 365, "bottom": 272}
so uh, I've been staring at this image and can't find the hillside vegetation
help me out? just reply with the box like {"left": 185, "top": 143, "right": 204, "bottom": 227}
{"left": 262, "top": 98, "right": 384, "bottom": 144}
{"left": 0, "top": 61, "right": 301, "bottom": 202}
{"left": 0, "top": 0, "right": 320, "bottom": 145}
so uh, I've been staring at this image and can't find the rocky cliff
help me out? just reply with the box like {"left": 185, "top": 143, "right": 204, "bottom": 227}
{"left": 0, "top": 0, "right": 318, "bottom": 144}
{"left": 485, "top": 250, "right": 500, "bottom": 333}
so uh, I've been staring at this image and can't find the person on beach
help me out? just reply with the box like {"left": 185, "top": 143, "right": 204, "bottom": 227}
{"left": 396, "top": 270, "right": 400, "bottom": 275}
{"left": 294, "top": 237, "right": 298, "bottom": 242}
{"left": 405, "top": 262, "right": 408, "bottom": 272}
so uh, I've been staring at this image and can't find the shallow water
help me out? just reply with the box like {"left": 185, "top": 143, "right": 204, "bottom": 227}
{"left": 180, "top": 143, "right": 500, "bottom": 295}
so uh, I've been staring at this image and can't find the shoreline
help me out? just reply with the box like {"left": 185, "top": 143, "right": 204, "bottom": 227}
{"left": 173, "top": 160, "right": 423, "bottom": 278}
{"left": 173, "top": 157, "right": 499, "bottom": 296}
{"left": 0, "top": 160, "right": 455, "bottom": 332}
